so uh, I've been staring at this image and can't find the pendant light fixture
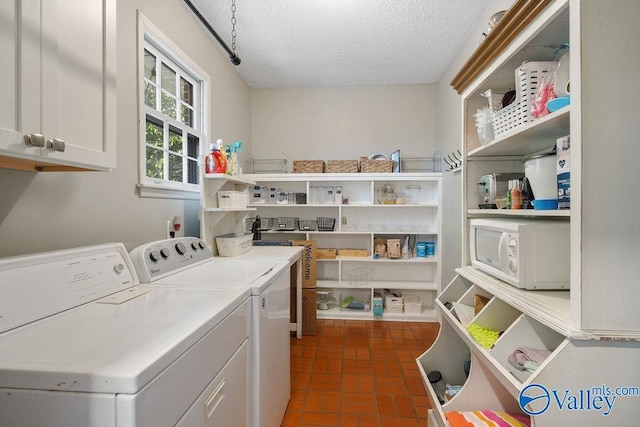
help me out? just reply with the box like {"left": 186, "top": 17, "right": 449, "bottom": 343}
{"left": 183, "top": 0, "right": 241, "bottom": 66}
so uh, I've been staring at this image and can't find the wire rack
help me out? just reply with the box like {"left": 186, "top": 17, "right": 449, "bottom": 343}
{"left": 244, "top": 153, "right": 288, "bottom": 174}
{"left": 343, "top": 266, "right": 375, "bottom": 287}
{"left": 401, "top": 152, "right": 442, "bottom": 173}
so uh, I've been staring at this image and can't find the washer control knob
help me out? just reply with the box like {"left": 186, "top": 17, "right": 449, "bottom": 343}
{"left": 160, "top": 248, "right": 170, "bottom": 258}
{"left": 113, "top": 263, "right": 125, "bottom": 274}
{"left": 198, "top": 241, "right": 206, "bottom": 250}
{"left": 175, "top": 243, "right": 186, "bottom": 255}
{"left": 508, "top": 238, "right": 518, "bottom": 248}
{"left": 149, "top": 250, "right": 160, "bottom": 262}
{"left": 509, "top": 259, "right": 518, "bottom": 273}
{"left": 191, "top": 242, "right": 198, "bottom": 251}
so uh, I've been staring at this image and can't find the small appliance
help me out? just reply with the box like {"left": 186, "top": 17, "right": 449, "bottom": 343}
{"left": 477, "top": 173, "right": 524, "bottom": 208}
{"left": 469, "top": 218, "right": 570, "bottom": 289}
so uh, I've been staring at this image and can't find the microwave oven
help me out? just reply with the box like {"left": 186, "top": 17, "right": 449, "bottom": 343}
{"left": 469, "top": 218, "right": 570, "bottom": 290}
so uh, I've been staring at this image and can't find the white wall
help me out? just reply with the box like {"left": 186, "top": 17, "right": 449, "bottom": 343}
{"left": 435, "top": 0, "right": 515, "bottom": 287}
{"left": 250, "top": 85, "right": 437, "bottom": 168}
{"left": 0, "top": 0, "right": 251, "bottom": 257}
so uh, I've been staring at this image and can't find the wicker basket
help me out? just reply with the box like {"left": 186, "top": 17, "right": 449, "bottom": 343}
{"left": 491, "top": 61, "right": 556, "bottom": 137}
{"left": 293, "top": 160, "right": 325, "bottom": 173}
{"left": 474, "top": 294, "right": 491, "bottom": 315}
{"left": 326, "top": 160, "right": 359, "bottom": 173}
{"left": 360, "top": 158, "right": 393, "bottom": 173}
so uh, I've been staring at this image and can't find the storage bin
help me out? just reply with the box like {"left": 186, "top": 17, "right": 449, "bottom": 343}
{"left": 360, "top": 158, "right": 393, "bottom": 173}
{"left": 245, "top": 217, "right": 274, "bottom": 232}
{"left": 316, "top": 217, "right": 336, "bottom": 231}
{"left": 385, "top": 294, "right": 404, "bottom": 313}
{"left": 293, "top": 160, "right": 325, "bottom": 173}
{"left": 275, "top": 217, "right": 299, "bottom": 231}
{"left": 298, "top": 219, "right": 317, "bottom": 231}
{"left": 217, "top": 191, "right": 248, "bottom": 208}
{"left": 404, "top": 296, "right": 422, "bottom": 314}
{"left": 215, "top": 232, "right": 253, "bottom": 256}
{"left": 326, "top": 160, "right": 359, "bottom": 173}
{"left": 491, "top": 61, "right": 556, "bottom": 137}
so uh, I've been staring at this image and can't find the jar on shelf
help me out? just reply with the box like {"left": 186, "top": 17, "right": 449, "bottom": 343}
{"left": 405, "top": 184, "right": 422, "bottom": 204}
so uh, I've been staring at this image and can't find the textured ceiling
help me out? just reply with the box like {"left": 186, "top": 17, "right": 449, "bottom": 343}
{"left": 188, "top": 0, "right": 489, "bottom": 88}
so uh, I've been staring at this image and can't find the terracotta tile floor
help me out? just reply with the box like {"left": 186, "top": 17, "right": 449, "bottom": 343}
{"left": 282, "top": 319, "right": 440, "bottom": 427}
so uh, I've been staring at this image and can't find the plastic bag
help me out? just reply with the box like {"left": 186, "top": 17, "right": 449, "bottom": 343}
{"left": 532, "top": 64, "right": 558, "bottom": 118}
{"left": 474, "top": 107, "right": 494, "bottom": 145}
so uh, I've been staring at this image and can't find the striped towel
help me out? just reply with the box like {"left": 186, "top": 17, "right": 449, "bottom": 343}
{"left": 445, "top": 410, "right": 530, "bottom": 426}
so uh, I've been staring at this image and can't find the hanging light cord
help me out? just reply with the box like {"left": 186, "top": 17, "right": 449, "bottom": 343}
{"left": 182, "top": 0, "right": 241, "bottom": 66}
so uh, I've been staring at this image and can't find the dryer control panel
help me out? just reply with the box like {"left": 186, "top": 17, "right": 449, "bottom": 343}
{"left": 129, "top": 237, "right": 213, "bottom": 282}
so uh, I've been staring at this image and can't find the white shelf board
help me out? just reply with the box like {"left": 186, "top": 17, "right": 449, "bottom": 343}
{"left": 455, "top": 266, "right": 584, "bottom": 338}
{"left": 316, "top": 307, "right": 438, "bottom": 322}
{"left": 203, "top": 207, "right": 256, "bottom": 213}
{"left": 468, "top": 209, "right": 570, "bottom": 218}
{"left": 468, "top": 106, "right": 570, "bottom": 157}
{"left": 316, "top": 256, "right": 438, "bottom": 264}
{"left": 204, "top": 173, "right": 255, "bottom": 186}
{"left": 317, "top": 280, "right": 438, "bottom": 291}
{"left": 245, "top": 173, "right": 442, "bottom": 182}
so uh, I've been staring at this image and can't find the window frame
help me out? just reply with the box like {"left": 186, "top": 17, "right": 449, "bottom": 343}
{"left": 136, "top": 12, "right": 210, "bottom": 199}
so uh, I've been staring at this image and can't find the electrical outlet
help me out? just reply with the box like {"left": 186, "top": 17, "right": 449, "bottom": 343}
{"left": 166, "top": 220, "right": 173, "bottom": 239}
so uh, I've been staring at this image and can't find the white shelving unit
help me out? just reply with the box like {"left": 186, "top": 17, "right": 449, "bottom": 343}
{"left": 418, "top": 0, "right": 640, "bottom": 425}
{"left": 200, "top": 173, "right": 255, "bottom": 254}
{"left": 245, "top": 173, "right": 442, "bottom": 322}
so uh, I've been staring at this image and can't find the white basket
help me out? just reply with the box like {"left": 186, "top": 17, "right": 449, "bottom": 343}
{"left": 217, "top": 191, "right": 248, "bottom": 208}
{"left": 403, "top": 296, "right": 422, "bottom": 314}
{"left": 491, "top": 61, "right": 556, "bottom": 137}
{"left": 385, "top": 295, "right": 404, "bottom": 313}
{"left": 215, "top": 233, "right": 252, "bottom": 257}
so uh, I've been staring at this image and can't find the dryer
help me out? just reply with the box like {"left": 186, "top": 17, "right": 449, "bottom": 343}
{"left": 129, "top": 237, "right": 302, "bottom": 427}
{"left": 0, "top": 243, "right": 251, "bottom": 427}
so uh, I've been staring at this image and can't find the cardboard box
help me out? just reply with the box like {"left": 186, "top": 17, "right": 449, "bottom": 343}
{"left": 337, "top": 248, "right": 368, "bottom": 257}
{"left": 292, "top": 240, "right": 317, "bottom": 288}
{"left": 302, "top": 288, "right": 317, "bottom": 336}
{"left": 290, "top": 266, "right": 317, "bottom": 336}
{"left": 556, "top": 135, "right": 570, "bottom": 209}
{"left": 317, "top": 248, "right": 337, "bottom": 259}
{"left": 387, "top": 239, "right": 401, "bottom": 259}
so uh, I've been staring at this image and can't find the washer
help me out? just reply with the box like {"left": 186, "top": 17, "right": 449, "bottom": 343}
{"left": 129, "top": 237, "right": 302, "bottom": 427}
{"left": 0, "top": 243, "right": 251, "bottom": 427}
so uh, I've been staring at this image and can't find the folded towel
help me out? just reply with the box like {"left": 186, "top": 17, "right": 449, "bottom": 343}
{"left": 445, "top": 410, "right": 530, "bottom": 426}
{"left": 508, "top": 347, "right": 551, "bottom": 371}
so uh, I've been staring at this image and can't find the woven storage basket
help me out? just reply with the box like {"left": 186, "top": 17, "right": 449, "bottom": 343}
{"left": 474, "top": 294, "right": 491, "bottom": 315}
{"left": 491, "top": 61, "right": 556, "bottom": 137}
{"left": 293, "top": 160, "right": 325, "bottom": 173}
{"left": 326, "top": 160, "right": 359, "bottom": 173}
{"left": 360, "top": 158, "right": 393, "bottom": 173}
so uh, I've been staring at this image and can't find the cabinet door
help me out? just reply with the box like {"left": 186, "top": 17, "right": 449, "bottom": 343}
{"left": 0, "top": 1, "right": 41, "bottom": 160}
{"left": 38, "top": 0, "right": 116, "bottom": 169}
{"left": 0, "top": 0, "right": 116, "bottom": 171}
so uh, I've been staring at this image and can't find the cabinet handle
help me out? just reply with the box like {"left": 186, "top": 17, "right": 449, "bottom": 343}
{"left": 46, "top": 138, "right": 66, "bottom": 152}
{"left": 23, "top": 133, "right": 46, "bottom": 147}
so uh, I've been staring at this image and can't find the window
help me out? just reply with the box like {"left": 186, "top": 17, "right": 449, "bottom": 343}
{"left": 137, "top": 14, "right": 210, "bottom": 199}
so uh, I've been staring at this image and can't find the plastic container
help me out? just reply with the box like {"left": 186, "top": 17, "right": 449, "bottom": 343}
{"left": 524, "top": 151, "right": 557, "bottom": 209}
{"left": 403, "top": 296, "right": 422, "bottom": 314}
{"left": 385, "top": 294, "right": 404, "bottom": 313}
{"left": 215, "top": 233, "right": 253, "bottom": 256}
{"left": 217, "top": 191, "right": 248, "bottom": 208}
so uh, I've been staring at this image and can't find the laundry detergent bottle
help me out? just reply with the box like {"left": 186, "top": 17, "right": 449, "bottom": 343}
{"left": 205, "top": 139, "right": 227, "bottom": 174}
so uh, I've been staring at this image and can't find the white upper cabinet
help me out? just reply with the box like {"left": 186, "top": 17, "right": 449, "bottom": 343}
{"left": 0, "top": 0, "right": 116, "bottom": 172}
